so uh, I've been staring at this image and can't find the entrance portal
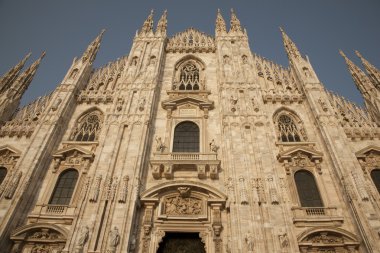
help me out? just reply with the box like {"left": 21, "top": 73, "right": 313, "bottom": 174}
{"left": 157, "top": 232, "right": 206, "bottom": 253}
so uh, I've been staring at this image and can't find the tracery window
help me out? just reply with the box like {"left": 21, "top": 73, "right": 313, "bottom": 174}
{"left": 179, "top": 63, "right": 200, "bottom": 90}
{"left": 173, "top": 121, "right": 200, "bottom": 152}
{"left": 71, "top": 110, "right": 103, "bottom": 141}
{"left": 0, "top": 167, "right": 7, "bottom": 185}
{"left": 370, "top": 169, "right": 380, "bottom": 194}
{"left": 49, "top": 169, "right": 78, "bottom": 205}
{"left": 277, "top": 114, "right": 305, "bottom": 142}
{"left": 294, "top": 170, "right": 323, "bottom": 207}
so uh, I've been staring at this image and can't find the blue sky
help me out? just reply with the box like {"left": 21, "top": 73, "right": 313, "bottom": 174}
{"left": 0, "top": 0, "right": 379, "bottom": 106}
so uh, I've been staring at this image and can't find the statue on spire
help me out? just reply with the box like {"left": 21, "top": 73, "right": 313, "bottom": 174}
{"left": 355, "top": 50, "right": 380, "bottom": 88}
{"left": 280, "top": 27, "right": 302, "bottom": 60}
{"left": 82, "top": 29, "right": 105, "bottom": 64}
{"left": 215, "top": 9, "right": 227, "bottom": 34}
{"left": 230, "top": 9, "right": 242, "bottom": 33}
{"left": 0, "top": 52, "right": 31, "bottom": 93}
{"left": 156, "top": 10, "right": 167, "bottom": 36}
{"left": 140, "top": 9, "right": 154, "bottom": 35}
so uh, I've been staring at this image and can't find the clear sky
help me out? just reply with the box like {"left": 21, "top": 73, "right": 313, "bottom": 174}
{"left": 0, "top": 0, "right": 379, "bottom": 106}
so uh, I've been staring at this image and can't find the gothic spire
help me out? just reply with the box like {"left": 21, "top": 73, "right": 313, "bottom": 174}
{"left": 140, "top": 9, "right": 154, "bottom": 35}
{"left": 13, "top": 52, "right": 46, "bottom": 99}
{"left": 355, "top": 50, "right": 380, "bottom": 87}
{"left": 156, "top": 10, "right": 167, "bottom": 36}
{"left": 280, "top": 27, "right": 302, "bottom": 60}
{"left": 0, "top": 52, "right": 31, "bottom": 93}
{"left": 229, "top": 8, "right": 242, "bottom": 33}
{"left": 81, "top": 29, "right": 105, "bottom": 64}
{"left": 215, "top": 9, "right": 227, "bottom": 34}
{"left": 339, "top": 50, "right": 373, "bottom": 95}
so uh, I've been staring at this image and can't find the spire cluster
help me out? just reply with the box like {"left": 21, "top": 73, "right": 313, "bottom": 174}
{"left": 214, "top": 9, "right": 245, "bottom": 35}
{"left": 138, "top": 10, "right": 168, "bottom": 37}
{"left": 339, "top": 50, "right": 380, "bottom": 123}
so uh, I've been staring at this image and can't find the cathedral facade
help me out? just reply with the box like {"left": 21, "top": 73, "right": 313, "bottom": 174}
{"left": 0, "top": 9, "right": 380, "bottom": 253}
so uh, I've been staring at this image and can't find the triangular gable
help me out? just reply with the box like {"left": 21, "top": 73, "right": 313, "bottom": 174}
{"left": 53, "top": 146, "right": 94, "bottom": 160}
{"left": 0, "top": 145, "right": 21, "bottom": 157}
{"left": 355, "top": 145, "right": 380, "bottom": 158}
{"left": 162, "top": 95, "right": 213, "bottom": 110}
{"left": 277, "top": 146, "right": 323, "bottom": 162}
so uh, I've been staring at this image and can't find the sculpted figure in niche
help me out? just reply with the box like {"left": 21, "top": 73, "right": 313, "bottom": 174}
{"left": 245, "top": 232, "right": 254, "bottom": 252}
{"left": 77, "top": 226, "right": 89, "bottom": 247}
{"left": 107, "top": 227, "right": 120, "bottom": 252}
{"left": 144, "top": 56, "right": 157, "bottom": 82}
{"left": 155, "top": 137, "right": 165, "bottom": 152}
{"left": 223, "top": 55, "right": 233, "bottom": 81}
{"left": 126, "top": 57, "right": 138, "bottom": 81}
{"left": 209, "top": 139, "right": 219, "bottom": 153}
{"left": 279, "top": 233, "right": 289, "bottom": 248}
{"left": 242, "top": 55, "right": 252, "bottom": 81}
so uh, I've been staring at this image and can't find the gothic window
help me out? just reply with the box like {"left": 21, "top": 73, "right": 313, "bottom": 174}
{"left": 0, "top": 167, "right": 7, "bottom": 185}
{"left": 179, "top": 63, "right": 200, "bottom": 90}
{"left": 294, "top": 170, "right": 323, "bottom": 207}
{"left": 277, "top": 114, "right": 306, "bottom": 142}
{"left": 71, "top": 110, "right": 103, "bottom": 142}
{"left": 173, "top": 121, "right": 200, "bottom": 152}
{"left": 49, "top": 169, "right": 79, "bottom": 205}
{"left": 370, "top": 169, "right": 380, "bottom": 194}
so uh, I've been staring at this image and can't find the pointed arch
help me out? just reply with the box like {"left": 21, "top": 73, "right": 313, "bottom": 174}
{"left": 70, "top": 108, "right": 104, "bottom": 141}
{"left": 273, "top": 107, "right": 307, "bottom": 142}
{"left": 173, "top": 55, "right": 206, "bottom": 91}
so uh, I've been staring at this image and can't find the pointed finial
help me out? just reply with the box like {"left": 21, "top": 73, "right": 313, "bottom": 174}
{"left": 354, "top": 50, "right": 380, "bottom": 86}
{"left": 81, "top": 29, "right": 105, "bottom": 64}
{"left": 280, "top": 27, "right": 302, "bottom": 60}
{"left": 140, "top": 9, "right": 154, "bottom": 35}
{"left": 230, "top": 8, "right": 242, "bottom": 33}
{"left": 0, "top": 52, "right": 33, "bottom": 92}
{"left": 215, "top": 8, "right": 227, "bottom": 34}
{"left": 156, "top": 9, "right": 167, "bottom": 36}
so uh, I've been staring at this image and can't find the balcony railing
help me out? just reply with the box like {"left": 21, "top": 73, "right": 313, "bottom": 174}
{"left": 153, "top": 152, "right": 218, "bottom": 161}
{"left": 46, "top": 205, "right": 66, "bottom": 214}
{"left": 291, "top": 207, "right": 343, "bottom": 226}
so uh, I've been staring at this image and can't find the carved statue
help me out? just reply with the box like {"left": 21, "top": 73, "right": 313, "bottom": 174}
{"left": 155, "top": 137, "right": 165, "bottom": 152}
{"left": 279, "top": 233, "right": 289, "bottom": 248}
{"left": 77, "top": 226, "right": 89, "bottom": 247}
{"left": 230, "top": 95, "right": 238, "bottom": 105}
{"left": 138, "top": 98, "right": 146, "bottom": 111}
{"left": 245, "top": 232, "right": 254, "bottom": 252}
{"left": 209, "top": 139, "right": 219, "bottom": 152}
{"left": 144, "top": 56, "right": 157, "bottom": 82}
{"left": 223, "top": 55, "right": 234, "bottom": 81}
{"left": 107, "top": 226, "right": 120, "bottom": 252}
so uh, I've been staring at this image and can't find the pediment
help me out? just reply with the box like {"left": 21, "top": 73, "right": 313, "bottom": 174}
{"left": 355, "top": 145, "right": 380, "bottom": 158}
{"left": 11, "top": 223, "right": 68, "bottom": 241}
{"left": 0, "top": 145, "right": 21, "bottom": 157}
{"left": 162, "top": 95, "right": 214, "bottom": 110}
{"left": 53, "top": 146, "right": 94, "bottom": 160}
{"left": 277, "top": 146, "right": 323, "bottom": 162}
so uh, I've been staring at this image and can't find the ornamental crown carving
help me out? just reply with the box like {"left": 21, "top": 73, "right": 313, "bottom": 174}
{"left": 0, "top": 145, "right": 21, "bottom": 166}
{"left": 355, "top": 145, "right": 380, "bottom": 169}
{"left": 166, "top": 28, "right": 215, "bottom": 53}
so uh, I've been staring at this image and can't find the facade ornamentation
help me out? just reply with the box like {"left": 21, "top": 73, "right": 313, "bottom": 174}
{"left": 0, "top": 9, "right": 377, "bottom": 253}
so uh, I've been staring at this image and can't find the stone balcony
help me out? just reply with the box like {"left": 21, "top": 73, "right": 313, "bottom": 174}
{"left": 28, "top": 204, "right": 76, "bottom": 224}
{"left": 150, "top": 152, "right": 220, "bottom": 179}
{"left": 291, "top": 206, "right": 344, "bottom": 227}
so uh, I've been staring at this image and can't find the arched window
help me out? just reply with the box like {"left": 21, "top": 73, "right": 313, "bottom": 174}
{"left": 0, "top": 167, "right": 7, "bottom": 185}
{"left": 277, "top": 114, "right": 305, "bottom": 142}
{"left": 371, "top": 169, "right": 380, "bottom": 193}
{"left": 173, "top": 121, "right": 199, "bottom": 152}
{"left": 49, "top": 169, "right": 79, "bottom": 205}
{"left": 71, "top": 110, "right": 103, "bottom": 141}
{"left": 294, "top": 170, "right": 323, "bottom": 207}
{"left": 179, "top": 63, "right": 200, "bottom": 90}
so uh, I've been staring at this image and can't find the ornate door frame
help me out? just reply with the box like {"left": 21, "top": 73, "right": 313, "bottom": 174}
{"left": 139, "top": 181, "right": 226, "bottom": 253}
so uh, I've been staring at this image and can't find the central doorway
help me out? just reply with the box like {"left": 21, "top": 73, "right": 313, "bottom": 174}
{"left": 157, "top": 232, "right": 206, "bottom": 253}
